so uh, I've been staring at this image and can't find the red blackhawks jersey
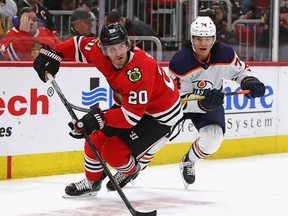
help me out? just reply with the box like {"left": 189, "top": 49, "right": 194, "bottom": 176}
{"left": 54, "top": 36, "right": 183, "bottom": 129}
{"left": 0, "top": 27, "right": 61, "bottom": 61}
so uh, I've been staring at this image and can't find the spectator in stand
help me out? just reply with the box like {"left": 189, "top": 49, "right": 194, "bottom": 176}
{"left": 238, "top": 0, "right": 270, "bottom": 20}
{"left": 60, "top": 0, "right": 77, "bottom": 10}
{"left": 0, "top": 0, "right": 18, "bottom": 38}
{"left": 106, "top": 10, "right": 162, "bottom": 52}
{"left": 52, "top": 0, "right": 78, "bottom": 39}
{"left": 238, "top": 0, "right": 256, "bottom": 16}
{"left": 230, "top": 0, "right": 242, "bottom": 22}
{"left": 255, "top": 0, "right": 288, "bottom": 61}
{"left": 280, "top": 0, "right": 288, "bottom": 28}
{"left": 201, "top": 1, "right": 238, "bottom": 45}
{"left": 16, "top": 0, "right": 58, "bottom": 34}
{"left": 0, "top": 0, "right": 17, "bottom": 18}
{"left": 62, "top": 7, "right": 96, "bottom": 40}
{"left": 42, "top": 0, "right": 77, "bottom": 11}
{"left": 78, "top": 0, "right": 95, "bottom": 11}
{"left": 232, "top": 1, "right": 270, "bottom": 52}
{"left": 0, "top": 7, "right": 61, "bottom": 61}
{"left": 106, "top": 10, "right": 159, "bottom": 39}
{"left": 78, "top": 0, "right": 99, "bottom": 20}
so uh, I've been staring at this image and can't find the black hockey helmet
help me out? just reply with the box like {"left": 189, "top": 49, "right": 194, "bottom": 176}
{"left": 100, "top": 22, "right": 129, "bottom": 46}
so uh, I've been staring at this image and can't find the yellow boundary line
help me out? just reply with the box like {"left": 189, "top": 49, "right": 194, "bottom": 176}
{"left": 1, "top": 135, "right": 288, "bottom": 180}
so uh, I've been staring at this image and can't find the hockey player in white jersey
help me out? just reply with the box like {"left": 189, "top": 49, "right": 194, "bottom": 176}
{"left": 168, "top": 16, "right": 266, "bottom": 189}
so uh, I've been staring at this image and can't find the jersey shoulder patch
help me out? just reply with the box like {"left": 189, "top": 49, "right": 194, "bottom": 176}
{"left": 169, "top": 47, "right": 199, "bottom": 75}
{"left": 210, "top": 42, "right": 235, "bottom": 64}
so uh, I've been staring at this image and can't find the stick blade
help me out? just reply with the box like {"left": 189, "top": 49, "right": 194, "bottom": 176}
{"left": 135, "top": 210, "right": 157, "bottom": 216}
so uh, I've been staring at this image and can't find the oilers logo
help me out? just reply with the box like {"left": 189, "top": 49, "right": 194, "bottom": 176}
{"left": 127, "top": 67, "right": 142, "bottom": 83}
{"left": 191, "top": 80, "right": 213, "bottom": 95}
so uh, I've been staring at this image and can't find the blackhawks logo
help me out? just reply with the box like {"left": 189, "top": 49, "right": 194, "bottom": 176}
{"left": 31, "top": 43, "right": 42, "bottom": 59}
{"left": 126, "top": 67, "right": 142, "bottom": 83}
{"left": 97, "top": 40, "right": 101, "bottom": 48}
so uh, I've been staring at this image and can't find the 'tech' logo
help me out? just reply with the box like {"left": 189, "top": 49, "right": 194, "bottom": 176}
{"left": 0, "top": 89, "right": 49, "bottom": 116}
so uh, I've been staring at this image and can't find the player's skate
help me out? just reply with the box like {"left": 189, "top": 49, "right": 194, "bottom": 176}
{"left": 63, "top": 178, "right": 103, "bottom": 198}
{"left": 106, "top": 164, "right": 141, "bottom": 191}
{"left": 179, "top": 153, "right": 195, "bottom": 189}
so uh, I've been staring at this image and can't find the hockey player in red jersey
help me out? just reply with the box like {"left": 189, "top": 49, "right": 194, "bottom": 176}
{"left": 0, "top": 7, "right": 61, "bottom": 61}
{"left": 168, "top": 16, "right": 266, "bottom": 189}
{"left": 33, "top": 22, "right": 183, "bottom": 197}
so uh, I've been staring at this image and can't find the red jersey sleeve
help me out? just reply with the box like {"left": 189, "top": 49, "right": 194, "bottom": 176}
{"left": 53, "top": 36, "right": 100, "bottom": 63}
{"left": 35, "top": 27, "right": 62, "bottom": 46}
{"left": 0, "top": 27, "right": 61, "bottom": 61}
{"left": 0, "top": 29, "right": 36, "bottom": 60}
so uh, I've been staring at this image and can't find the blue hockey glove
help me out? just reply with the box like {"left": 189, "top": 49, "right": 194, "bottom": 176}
{"left": 198, "top": 89, "right": 224, "bottom": 111}
{"left": 241, "top": 76, "right": 265, "bottom": 99}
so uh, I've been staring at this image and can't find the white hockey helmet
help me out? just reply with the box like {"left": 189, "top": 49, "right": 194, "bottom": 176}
{"left": 190, "top": 16, "right": 216, "bottom": 38}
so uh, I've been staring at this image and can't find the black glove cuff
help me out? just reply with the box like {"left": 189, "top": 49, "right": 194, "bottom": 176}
{"left": 241, "top": 76, "right": 265, "bottom": 98}
{"left": 241, "top": 76, "right": 259, "bottom": 89}
{"left": 39, "top": 47, "right": 62, "bottom": 62}
{"left": 198, "top": 89, "right": 224, "bottom": 112}
{"left": 198, "top": 100, "right": 223, "bottom": 112}
{"left": 33, "top": 44, "right": 63, "bottom": 83}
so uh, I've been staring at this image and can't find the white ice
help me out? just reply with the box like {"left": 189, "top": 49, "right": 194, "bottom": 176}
{"left": 1, "top": 153, "right": 288, "bottom": 216}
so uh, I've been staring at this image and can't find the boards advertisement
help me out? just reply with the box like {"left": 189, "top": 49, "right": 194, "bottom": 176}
{"left": 0, "top": 65, "right": 281, "bottom": 156}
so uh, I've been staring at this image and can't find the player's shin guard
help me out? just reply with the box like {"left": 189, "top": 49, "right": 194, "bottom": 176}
{"left": 138, "top": 152, "right": 155, "bottom": 170}
{"left": 179, "top": 125, "right": 223, "bottom": 188}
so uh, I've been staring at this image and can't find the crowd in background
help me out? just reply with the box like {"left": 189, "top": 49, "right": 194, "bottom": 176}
{"left": 0, "top": 0, "right": 288, "bottom": 61}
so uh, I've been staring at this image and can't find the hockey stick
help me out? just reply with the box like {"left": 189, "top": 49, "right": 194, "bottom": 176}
{"left": 225, "top": 89, "right": 250, "bottom": 96}
{"left": 181, "top": 90, "right": 251, "bottom": 102}
{"left": 68, "top": 104, "right": 110, "bottom": 113}
{"left": 46, "top": 73, "right": 157, "bottom": 216}
{"left": 68, "top": 90, "right": 250, "bottom": 111}
{"left": 68, "top": 103, "right": 91, "bottom": 113}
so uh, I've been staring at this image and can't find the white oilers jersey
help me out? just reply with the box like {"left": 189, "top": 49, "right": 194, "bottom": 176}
{"left": 168, "top": 42, "right": 253, "bottom": 113}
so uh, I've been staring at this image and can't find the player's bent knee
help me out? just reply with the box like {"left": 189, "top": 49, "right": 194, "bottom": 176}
{"left": 101, "top": 136, "right": 132, "bottom": 165}
{"left": 198, "top": 124, "right": 224, "bottom": 154}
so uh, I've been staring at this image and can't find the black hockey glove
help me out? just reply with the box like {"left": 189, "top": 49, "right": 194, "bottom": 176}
{"left": 241, "top": 76, "right": 265, "bottom": 99}
{"left": 68, "top": 107, "right": 105, "bottom": 139}
{"left": 33, "top": 44, "right": 63, "bottom": 83}
{"left": 198, "top": 89, "right": 224, "bottom": 111}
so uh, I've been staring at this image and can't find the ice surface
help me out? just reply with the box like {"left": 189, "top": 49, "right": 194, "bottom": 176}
{"left": 1, "top": 153, "right": 288, "bottom": 216}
